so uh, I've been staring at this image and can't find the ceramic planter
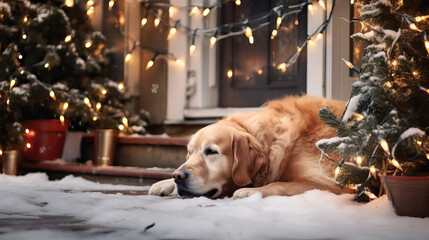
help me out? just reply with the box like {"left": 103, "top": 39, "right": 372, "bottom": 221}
{"left": 383, "top": 174, "right": 429, "bottom": 218}
{"left": 24, "top": 119, "right": 70, "bottom": 161}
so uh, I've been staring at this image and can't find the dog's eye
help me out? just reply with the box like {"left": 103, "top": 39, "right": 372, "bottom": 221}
{"left": 204, "top": 148, "right": 218, "bottom": 156}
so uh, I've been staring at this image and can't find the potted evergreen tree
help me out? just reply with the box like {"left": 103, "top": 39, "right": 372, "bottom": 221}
{"left": 0, "top": 1, "right": 147, "bottom": 161}
{"left": 316, "top": 0, "right": 429, "bottom": 217}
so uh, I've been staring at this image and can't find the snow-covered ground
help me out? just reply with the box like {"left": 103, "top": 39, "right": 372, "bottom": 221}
{"left": 1, "top": 173, "right": 428, "bottom": 240}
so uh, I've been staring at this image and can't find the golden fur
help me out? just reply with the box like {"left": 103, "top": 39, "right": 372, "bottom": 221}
{"left": 149, "top": 95, "right": 347, "bottom": 198}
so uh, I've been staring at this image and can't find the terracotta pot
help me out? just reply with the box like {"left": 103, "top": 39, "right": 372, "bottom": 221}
{"left": 382, "top": 173, "right": 429, "bottom": 218}
{"left": 24, "top": 119, "right": 70, "bottom": 161}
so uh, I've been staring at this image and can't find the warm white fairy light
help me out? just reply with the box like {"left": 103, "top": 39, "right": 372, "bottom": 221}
{"left": 176, "top": 59, "right": 185, "bottom": 66}
{"left": 122, "top": 117, "right": 128, "bottom": 127}
{"left": 249, "top": 36, "right": 254, "bottom": 44}
{"left": 352, "top": 112, "right": 364, "bottom": 121}
{"left": 245, "top": 26, "right": 253, "bottom": 44}
{"left": 355, "top": 156, "right": 363, "bottom": 167}
{"left": 118, "top": 82, "right": 124, "bottom": 90}
{"left": 101, "top": 89, "right": 107, "bottom": 95}
{"left": 210, "top": 36, "right": 217, "bottom": 47}
{"left": 227, "top": 69, "right": 233, "bottom": 78}
{"left": 23, "top": 16, "right": 28, "bottom": 23}
{"left": 65, "top": 35, "right": 72, "bottom": 42}
{"left": 276, "top": 16, "right": 282, "bottom": 29}
{"left": 257, "top": 69, "right": 263, "bottom": 75}
{"left": 168, "top": 27, "right": 177, "bottom": 40}
{"left": 141, "top": 17, "right": 147, "bottom": 26}
{"left": 25, "top": 129, "right": 29, "bottom": 134}
{"left": 96, "top": 102, "right": 101, "bottom": 111}
{"left": 169, "top": 6, "right": 175, "bottom": 17}
{"left": 190, "top": 6, "right": 198, "bottom": 15}
{"left": 334, "top": 166, "right": 340, "bottom": 179}
{"left": 26, "top": 143, "right": 31, "bottom": 149}
{"left": 146, "top": 59, "right": 154, "bottom": 70}
{"left": 63, "top": 102, "right": 69, "bottom": 110}
{"left": 415, "top": 15, "right": 429, "bottom": 22}
{"left": 308, "top": 4, "right": 313, "bottom": 14}
{"left": 118, "top": 124, "right": 125, "bottom": 131}
{"left": 49, "top": 90, "right": 56, "bottom": 101}
{"left": 84, "top": 97, "right": 91, "bottom": 108}
{"left": 409, "top": 23, "right": 420, "bottom": 31}
{"left": 364, "top": 191, "right": 377, "bottom": 199}
{"left": 92, "top": 116, "right": 98, "bottom": 121}
{"left": 44, "top": 62, "right": 50, "bottom": 69}
{"left": 341, "top": 58, "right": 354, "bottom": 69}
{"left": 379, "top": 139, "right": 390, "bottom": 154}
{"left": 154, "top": 18, "right": 160, "bottom": 28}
{"left": 318, "top": 0, "right": 326, "bottom": 11}
{"left": 125, "top": 53, "right": 132, "bottom": 62}
{"left": 9, "top": 79, "right": 16, "bottom": 90}
{"left": 203, "top": 8, "right": 210, "bottom": 16}
{"left": 87, "top": 0, "right": 94, "bottom": 6}
{"left": 85, "top": 40, "right": 92, "bottom": 48}
{"left": 316, "top": 33, "right": 323, "bottom": 40}
{"left": 6, "top": 98, "right": 10, "bottom": 106}
{"left": 390, "top": 159, "right": 403, "bottom": 171}
{"left": 271, "top": 29, "right": 278, "bottom": 39}
{"left": 108, "top": 0, "right": 115, "bottom": 10}
{"left": 277, "top": 63, "right": 286, "bottom": 71}
{"left": 235, "top": 0, "right": 241, "bottom": 5}
{"left": 370, "top": 165, "right": 377, "bottom": 178}
{"left": 189, "top": 44, "right": 196, "bottom": 56}
{"left": 426, "top": 153, "right": 429, "bottom": 160}
{"left": 59, "top": 115, "right": 65, "bottom": 125}
{"left": 65, "top": 0, "right": 74, "bottom": 7}
{"left": 87, "top": 6, "right": 95, "bottom": 16}
{"left": 22, "top": 34, "right": 27, "bottom": 39}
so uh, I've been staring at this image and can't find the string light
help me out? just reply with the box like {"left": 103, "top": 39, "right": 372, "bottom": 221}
{"left": 25, "top": 129, "right": 29, "bottom": 134}
{"left": 176, "top": 59, "right": 185, "bottom": 66}
{"left": 390, "top": 158, "right": 403, "bottom": 171}
{"left": 93, "top": 116, "right": 98, "bottom": 121}
{"left": 271, "top": 29, "right": 278, "bottom": 39}
{"left": 169, "top": 6, "right": 175, "bottom": 17}
{"left": 409, "top": 23, "right": 420, "bottom": 31}
{"left": 65, "top": 0, "right": 74, "bottom": 7}
{"left": 355, "top": 156, "right": 363, "bottom": 167}
{"left": 49, "top": 90, "right": 56, "bottom": 101}
{"left": 364, "top": 190, "right": 378, "bottom": 199}
{"left": 146, "top": 59, "right": 154, "bottom": 70}
{"left": 118, "top": 124, "right": 125, "bottom": 131}
{"left": 334, "top": 166, "right": 340, "bottom": 179}
{"left": 203, "top": 8, "right": 210, "bottom": 16}
{"left": 424, "top": 40, "right": 429, "bottom": 55}
{"left": 23, "top": 16, "right": 28, "bottom": 23}
{"left": 235, "top": 0, "right": 241, "bottom": 6}
{"left": 190, "top": 30, "right": 197, "bottom": 56}
{"left": 9, "top": 79, "right": 16, "bottom": 90}
{"left": 0, "top": 149, "right": 2, "bottom": 156}
{"left": 258, "top": 69, "right": 263, "bottom": 75}
{"left": 210, "top": 36, "right": 217, "bottom": 47}
{"left": 245, "top": 26, "right": 254, "bottom": 44}
{"left": 108, "top": 0, "right": 115, "bottom": 10}
{"left": 141, "top": 16, "right": 148, "bottom": 26}
{"left": 154, "top": 17, "right": 161, "bottom": 28}
{"left": 308, "top": 4, "right": 313, "bottom": 14}
{"left": 415, "top": 15, "right": 429, "bottom": 22}
{"left": 22, "top": 34, "right": 27, "bottom": 39}
{"left": 351, "top": 112, "right": 364, "bottom": 121}
{"left": 125, "top": 53, "right": 132, "bottom": 62}
{"left": 318, "top": 0, "right": 326, "bottom": 11}
{"left": 26, "top": 143, "right": 31, "bottom": 149}
{"left": 84, "top": 97, "right": 91, "bottom": 108}
{"left": 370, "top": 166, "right": 377, "bottom": 178}
{"left": 65, "top": 34, "right": 72, "bottom": 42}
{"left": 122, "top": 117, "right": 128, "bottom": 127}
{"left": 85, "top": 40, "right": 92, "bottom": 48}
{"left": 189, "top": 6, "right": 199, "bottom": 16}
{"left": 59, "top": 115, "right": 65, "bottom": 125}
{"left": 341, "top": 58, "right": 360, "bottom": 74}
{"left": 101, "top": 89, "right": 107, "bottom": 95}
{"left": 44, "top": 62, "right": 50, "bottom": 69}
{"left": 63, "top": 102, "right": 69, "bottom": 111}
{"left": 426, "top": 153, "right": 429, "bottom": 160}
{"left": 96, "top": 102, "right": 101, "bottom": 111}
{"left": 227, "top": 69, "right": 233, "bottom": 78}
{"left": 379, "top": 138, "right": 390, "bottom": 154}
{"left": 118, "top": 82, "right": 124, "bottom": 90}
{"left": 276, "top": 16, "right": 282, "bottom": 29}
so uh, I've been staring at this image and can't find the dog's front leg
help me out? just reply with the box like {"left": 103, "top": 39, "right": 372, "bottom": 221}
{"left": 233, "top": 181, "right": 341, "bottom": 199}
{"left": 148, "top": 178, "right": 178, "bottom": 196}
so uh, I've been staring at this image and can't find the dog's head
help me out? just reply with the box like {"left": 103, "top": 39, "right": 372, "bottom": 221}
{"left": 173, "top": 121, "right": 266, "bottom": 198}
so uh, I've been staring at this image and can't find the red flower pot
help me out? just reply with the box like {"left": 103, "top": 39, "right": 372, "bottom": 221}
{"left": 24, "top": 119, "right": 70, "bottom": 161}
{"left": 383, "top": 174, "right": 429, "bottom": 218}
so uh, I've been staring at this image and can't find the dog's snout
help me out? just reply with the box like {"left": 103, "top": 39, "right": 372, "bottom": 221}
{"left": 173, "top": 170, "right": 188, "bottom": 183}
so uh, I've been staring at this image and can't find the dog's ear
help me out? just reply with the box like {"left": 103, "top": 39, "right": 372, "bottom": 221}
{"left": 232, "top": 132, "right": 265, "bottom": 186}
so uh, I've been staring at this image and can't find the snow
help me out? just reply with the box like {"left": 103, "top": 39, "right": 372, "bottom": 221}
{"left": 1, "top": 173, "right": 428, "bottom": 240}
{"left": 342, "top": 94, "right": 362, "bottom": 122}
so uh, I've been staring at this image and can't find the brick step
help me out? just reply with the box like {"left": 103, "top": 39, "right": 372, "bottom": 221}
{"left": 81, "top": 134, "right": 189, "bottom": 169}
{"left": 21, "top": 161, "right": 174, "bottom": 186}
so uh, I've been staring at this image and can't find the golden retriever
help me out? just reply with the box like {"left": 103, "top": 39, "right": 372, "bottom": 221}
{"left": 149, "top": 95, "right": 347, "bottom": 199}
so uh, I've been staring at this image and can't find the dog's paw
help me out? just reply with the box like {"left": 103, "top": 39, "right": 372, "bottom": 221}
{"left": 148, "top": 179, "right": 177, "bottom": 196}
{"left": 233, "top": 188, "right": 262, "bottom": 199}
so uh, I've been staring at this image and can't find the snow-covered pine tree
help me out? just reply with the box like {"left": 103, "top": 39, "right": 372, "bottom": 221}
{"left": 0, "top": 0, "right": 147, "bottom": 150}
{"left": 317, "top": 0, "right": 429, "bottom": 201}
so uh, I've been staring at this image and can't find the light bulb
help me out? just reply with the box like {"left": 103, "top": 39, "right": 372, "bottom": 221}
{"left": 63, "top": 102, "right": 69, "bottom": 110}
{"left": 276, "top": 17, "right": 282, "bottom": 29}
{"left": 227, "top": 69, "right": 233, "bottom": 78}
{"left": 189, "top": 44, "right": 196, "bottom": 56}
{"left": 118, "top": 124, "right": 125, "bottom": 130}
{"left": 65, "top": 0, "right": 74, "bottom": 7}
{"left": 84, "top": 97, "right": 91, "bottom": 107}
{"left": 141, "top": 17, "right": 147, "bottom": 26}
{"left": 203, "top": 8, "right": 210, "bottom": 16}
{"left": 318, "top": 0, "right": 326, "bottom": 11}
{"left": 96, "top": 102, "right": 101, "bottom": 111}
{"left": 154, "top": 18, "right": 160, "bottom": 28}
{"left": 169, "top": 7, "right": 175, "bottom": 17}
{"left": 210, "top": 36, "right": 217, "bottom": 47}
{"left": 125, "top": 53, "right": 132, "bottom": 62}
{"left": 108, "top": 0, "right": 114, "bottom": 10}
{"left": 380, "top": 139, "right": 390, "bottom": 153}
{"left": 101, "top": 89, "right": 107, "bottom": 95}
{"left": 235, "top": 0, "right": 241, "bottom": 5}
{"left": 118, "top": 82, "right": 124, "bottom": 90}
{"left": 65, "top": 35, "right": 72, "bottom": 42}
{"left": 85, "top": 40, "right": 92, "bottom": 48}
{"left": 49, "top": 90, "right": 56, "bottom": 101}
{"left": 391, "top": 159, "right": 403, "bottom": 171}
{"left": 146, "top": 60, "right": 154, "bottom": 70}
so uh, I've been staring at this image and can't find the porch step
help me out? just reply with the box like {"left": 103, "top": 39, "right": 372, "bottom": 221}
{"left": 21, "top": 161, "right": 173, "bottom": 186}
{"left": 81, "top": 134, "right": 189, "bottom": 169}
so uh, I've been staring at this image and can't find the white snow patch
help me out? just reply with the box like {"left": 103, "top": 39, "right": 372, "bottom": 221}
{"left": 342, "top": 94, "right": 362, "bottom": 122}
{"left": 398, "top": 127, "right": 426, "bottom": 141}
{"left": 1, "top": 173, "right": 429, "bottom": 239}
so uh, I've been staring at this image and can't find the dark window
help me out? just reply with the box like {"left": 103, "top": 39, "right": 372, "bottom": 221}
{"left": 219, "top": 0, "right": 307, "bottom": 107}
